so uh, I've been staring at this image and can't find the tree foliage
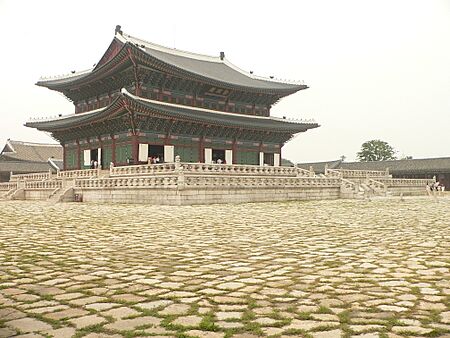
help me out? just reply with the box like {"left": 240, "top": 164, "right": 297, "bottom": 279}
{"left": 356, "top": 140, "right": 397, "bottom": 162}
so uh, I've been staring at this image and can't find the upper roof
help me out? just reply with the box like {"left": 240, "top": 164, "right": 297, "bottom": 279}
{"left": 117, "top": 32, "right": 304, "bottom": 91}
{"left": 37, "top": 26, "right": 306, "bottom": 94}
{"left": 26, "top": 89, "right": 318, "bottom": 135}
{"left": 1, "top": 139, "right": 62, "bottom": 162}
{"left": 297, "top": 158, "right": 450, "bottom": 174}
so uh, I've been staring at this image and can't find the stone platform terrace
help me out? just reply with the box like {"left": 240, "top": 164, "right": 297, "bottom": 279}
{"left": 0, "top": 198, "right": 449, "bottom": 338}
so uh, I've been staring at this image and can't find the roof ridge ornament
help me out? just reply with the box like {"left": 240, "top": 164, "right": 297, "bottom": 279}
{"left": 115, "top": 25, "right": 123, "bottom": 36}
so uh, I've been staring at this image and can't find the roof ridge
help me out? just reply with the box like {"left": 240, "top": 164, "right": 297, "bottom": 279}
{"left": 8, "top": 140, "right": 61, "bottom": 147}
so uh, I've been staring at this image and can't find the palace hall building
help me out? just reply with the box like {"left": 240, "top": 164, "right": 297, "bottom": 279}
{"left": 27, "top": 26, "right": 318, "bottom": 170}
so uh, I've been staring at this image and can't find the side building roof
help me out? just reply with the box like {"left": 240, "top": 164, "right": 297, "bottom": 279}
{"left": 297, "top": 158, "right": 450, "bottom": 174}
{"left": 1, "top": 139, "right": 62, "bottom": 162}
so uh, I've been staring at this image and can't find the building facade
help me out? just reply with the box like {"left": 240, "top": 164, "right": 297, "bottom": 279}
{"left": 27, "top": 26, "right": 318, "bottom": 170}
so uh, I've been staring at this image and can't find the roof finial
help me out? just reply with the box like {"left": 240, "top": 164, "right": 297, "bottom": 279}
{"left": 115, "top": 25, "right": 123, "bottom": 35}
{"left": 220, "top": 51, "right": 225, "bottom": 60}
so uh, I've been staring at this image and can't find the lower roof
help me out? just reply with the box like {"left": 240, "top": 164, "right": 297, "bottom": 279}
{"left": 26, "top": 89, "right": 319, "bottom": 135}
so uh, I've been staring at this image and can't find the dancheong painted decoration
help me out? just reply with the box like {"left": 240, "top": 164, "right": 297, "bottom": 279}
{"left": 27, "top": 25, "right": 319, "bottom": 170}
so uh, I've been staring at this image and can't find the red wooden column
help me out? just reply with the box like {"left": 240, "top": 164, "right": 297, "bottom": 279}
{"left": 131, "top": 134, "right": 139, "bottom": 164}
{"left": 111, "top": 135, "right": 116, "bottom": 165}
{"left": 62, "top": 143, "right": 67, "bottom": 171}
{"left": 232, "top": 138, "right": 237, "bottom": 164}
{"left": 76, "top": 140, "right": 81, "bottom": 170}
{"left": 199, "top": 135, "right": 205, "bottom": 163}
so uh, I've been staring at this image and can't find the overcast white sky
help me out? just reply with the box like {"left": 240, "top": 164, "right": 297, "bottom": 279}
{"left": 0, "top": 0, "right": 449, "bottom": 163}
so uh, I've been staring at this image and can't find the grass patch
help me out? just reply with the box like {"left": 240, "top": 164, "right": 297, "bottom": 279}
{"left": 199, "top": 313, "right": 220, "bottom": 331}
{"left": 316, "top": 305, "right": 333, "bottom": 314}
{"left": 297, "top": 312, "right": 313, "bottom": 320}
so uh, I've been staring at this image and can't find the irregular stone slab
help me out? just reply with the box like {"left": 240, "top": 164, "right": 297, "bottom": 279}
{"left": 42, "top": 327, "right": 76, "bottom": 338}
{"left": 391, "top": 326, "right": 433, "bottom": 335}
{"left": 0, "top": 307, "right": 26, "bottom": 321}
{"left": 350, "top": 325, "right": 384, "bottom": 333}
{"left": 158, "top": 282, "right": 184, "bottom": 289}
{"left": 212, "top": 296, "right": 247, "bottom": 304}
{"left": 254, "top": 317, "right": 279, "bottom": 326}
{"left": 216, "top": 311, "right": 243, "bottom": 320}
{"left": 286, "top": 320, "right": 338, "bottom": 331}
{"left": 216, "top": 282, "right": 245, "bottom": 290}
{"left": 262, "top": 327, "right": 284, "bottom": 336}
{"left": 441, "top": 311, "right": 450, "bottom": 324}
{"left": 312, "top": 329, "right": 343, "bottom": 338}
{"left": 186, "top": 330, "right": 225, "bottom": 338}
{"left": 135, "top": 300, "right": 173, "bottom": 310}
{"left": 311, "top": 314, "right": 340, "bottom": 321}
{"left": 351, "top": 334, "right": 379, "bottom": 338}
{"left": 172, "top": 315, "right": 202, "bottom": 327}
{"left": 159, "top": 303, "right": 191, "bottom": 315}
{"left": 216, "top": 321, "right": 244, "bottom": 329}
{"left": 53, "top": 292, "right": 85, "bottom": 301}
{"left": 0, "top": 328, "right": 17, "bottom": 338}
{"left": 69, "top": 314, "right": 107, "bottom": 329}
{"left": 104, "top": 316, "right": 161, "bottom": 331}
{"left": 13, "top": 293, "right": 40, "bottom": 302}
{"left": 27, "top": 305, "right": 69, "bottom": 314}
{"left": 378, "top": 305, "right": 408, "bottom": 312}
{"left": 85, "top": 302, "right": 119, "bottom": 311}
{"left": 69, "top": 296, "right": 107, "bottom": 306}
{"left": 5, "top": 318, "right": 52, "bottom": 333}
{"left": 199, "top": 288, "right": 225, "bottom": 295}
{"left": 45, "top": 308, "right": 89, "bottom": 320}
{"left": 101, "top": 306, "right": 139, "bottom": 319}
{"left": 111, "top": 293, "right": 146, "bottom": 303}
{"left": 418, "top": 301, "right": 446, "bottom": 311}
{"left": 81, "top": 334, "right": 122, "bottom": 338}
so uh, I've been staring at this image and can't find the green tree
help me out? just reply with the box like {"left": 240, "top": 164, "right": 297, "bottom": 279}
{"left": 356, "top": 140, "right": 397, "bottom": 162}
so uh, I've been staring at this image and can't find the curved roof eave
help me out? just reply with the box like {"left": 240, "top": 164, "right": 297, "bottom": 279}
{"left": 25, "top": 90, "right": 319, "bottom": 134}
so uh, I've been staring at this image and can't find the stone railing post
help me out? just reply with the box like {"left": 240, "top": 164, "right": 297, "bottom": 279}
{"left": 175, "top": 155, "right": 181, "bottom": 170}
{"left": 324, "top": 164, "right": 328, "bottom": 176}
{"left": 309, "top": 166, "right": 315, "bottom": 177}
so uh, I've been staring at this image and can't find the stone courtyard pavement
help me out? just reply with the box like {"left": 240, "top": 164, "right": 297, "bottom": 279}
{"left": 0, "top": 198, "right": 449, "bottom": 338}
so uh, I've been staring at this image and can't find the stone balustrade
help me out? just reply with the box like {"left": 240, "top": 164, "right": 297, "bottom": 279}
{"left": 110, "top": 163, "right": 176, "bottom": 177}
{"left": 75, "top": 175, "right": 179, "bottom": 189}
{"left": 25, "top": 180, "right": 62, "bottom": 190}
{"left": 181, "top": 163, "right": 306, "bottom": 177}
{"left": 74, "top": 174, "right": 339, "bottom": 190}
{"left": 327, "top": 168, "right": 389, "bottom": 178}
{"left": 377, "top": 178, "right": 434, "bottom": 187}
{"left": 0, "top": 182, "right": 18, "bottom": 191}
{"left": 184, "top": 175, "right": 340, "bottom": 188}
{"left": 109, "top": 162, "right": 310, "bottom": 178}
{"left": 10, "top": 172, "right": 51, "bottom": 181}
{"left": 57, "top": 169, "right": 100, "bottom": 179}
{"left": 366, "top": 178, "right": 387, "bottom": 191}
{"left": 340, "top": 178, "right": 357, "bottom": 191}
